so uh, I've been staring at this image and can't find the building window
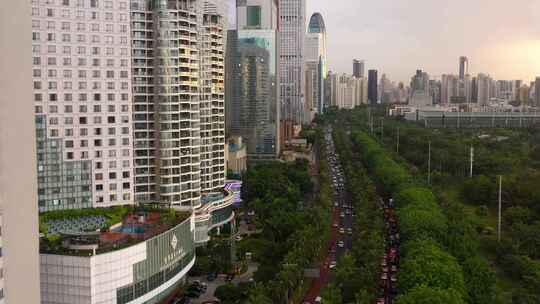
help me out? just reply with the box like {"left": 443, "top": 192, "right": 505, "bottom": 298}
{"left": 247, "top": 6, "right": 262, "bottom": 27}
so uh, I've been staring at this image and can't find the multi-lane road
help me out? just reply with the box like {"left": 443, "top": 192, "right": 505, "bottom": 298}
{"left": 303, "top": 126, "right": 355, "bottom": 303}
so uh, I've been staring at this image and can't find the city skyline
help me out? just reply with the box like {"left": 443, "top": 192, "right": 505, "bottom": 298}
{"left": 306, "top": 0, "right": 540, "bottom": 83}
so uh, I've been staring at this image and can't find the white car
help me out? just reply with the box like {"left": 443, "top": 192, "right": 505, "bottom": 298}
{"left": 339, "top": 228, "right": 345, "bottom": 234}
{"left": 338, "top": 241, "right": 344, "bottom": 248}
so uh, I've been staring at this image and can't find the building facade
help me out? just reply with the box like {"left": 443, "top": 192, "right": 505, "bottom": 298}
{"left": 279, "top": 0, "right": 306, "bottom": 124}
{"left": 1, "top": 1, "right": 42, "bottom": 302}
{"left": 227, "top": 0, "right": 281, "bottom": 159}
{"left": 32, "top": 0, "right": 135, "bottom": 211}
{"left": 368, "top": 69, "right": 378, "bottom": 104}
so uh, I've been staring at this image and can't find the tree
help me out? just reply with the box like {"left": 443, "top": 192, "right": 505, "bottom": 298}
{"left": 462, "top": 256, "right": 496, "bottom": 304}
{"left": 400, "top": 240, "right": 466, "bottom": 299}
{"left": 396, "top": 286, "right": 466, "bottom": 304}
{"left": 246, "top": 283, "right": 272, "bottom": 304}
{"left": 214, "top": 284, "right": 244, "bottom": 304}
{"left": 321, "top": 283, "right": 342, "bottom": 304}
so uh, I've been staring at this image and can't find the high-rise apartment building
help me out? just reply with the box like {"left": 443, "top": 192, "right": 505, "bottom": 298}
{"left": 328, "top": 73, "right": 367, "bottom": 109}
{"left": 1, "top": 0, "right": 41, "bottom": 302}
{"left": 353, "top": 59, "right": 365, "bottom": 78}
{"left": 368, "top": 69, "right": 378, "bottom": 104}
{"left": 305, "top": 13, "right": 327, "bottom": 115}
{"left": 130, "top": 0, "right": 226, "bottom": 208}
{"left": 227, "top": 0, "right": 281, "bottom": 159}
{"left": 279, "top": 0, "right": 306, "bottom": 124}
{"left": 32, "top": 0, "right": 135, "bottom": 212}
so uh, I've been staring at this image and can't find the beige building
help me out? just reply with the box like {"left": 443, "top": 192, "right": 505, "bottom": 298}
{"left": 0, "top": 0, "right": 42, "bottom": 302}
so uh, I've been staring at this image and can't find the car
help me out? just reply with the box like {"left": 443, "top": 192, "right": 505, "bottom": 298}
{"left": 235, "top": 235, "right": 243, "bottom": 241}
{"left": 347, "top": 228, "right": 353, "bottom": 235}
{"left": 340, "top": 213, "right": 345, "bottom": 218}
{"left": 206, "top": 272, "right": 217, "bottom": 282}
{"left": 339, "top": 228, "right": 345, "bottom": 234}
{"left": 329, "top": 261, "right": 337, "bottom": 269}
{"left": 332, "top": 223, "right": 338, "bottom": 228}
{"left": 338, "top": 241, "right": 344, "bottom": 248}
{"left": 315, "top": 297, "right": 322, "bottom": 303}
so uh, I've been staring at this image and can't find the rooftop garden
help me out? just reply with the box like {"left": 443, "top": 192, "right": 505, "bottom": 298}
{"left": 39, "top": 205, "right": 191, "bottom": 256}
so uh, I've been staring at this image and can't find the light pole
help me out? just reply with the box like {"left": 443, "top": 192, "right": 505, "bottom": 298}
{"left": 396, "top": 127, "right": 400, "bottom": 154}
{"left": 428, "top": 141, "right": 432, "bottom": 185}
{"left": 498, "top": 175, "right": 503, "bottom": 242}
{"left": 469, "top": 145, "right": 474, "bottom": 178}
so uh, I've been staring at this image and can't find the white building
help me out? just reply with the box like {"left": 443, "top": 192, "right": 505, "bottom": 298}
{"left": 40, "top": 211, "right": 196, "bottom": 304}
{"left": 32, "top": 0, "right": 135, "bottom": 211}
{"left": 279, "top": 0, "right": 306, "bottom": 124}
{"left": 305, "top": 13, "right": 327, "bottom": 115}
{"left": 328, "top": 73, "right": 367, "bottom": 109}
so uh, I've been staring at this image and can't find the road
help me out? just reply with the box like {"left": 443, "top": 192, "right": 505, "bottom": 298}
{"left": 303, "top": 126, "right": 355, "bottom": 303}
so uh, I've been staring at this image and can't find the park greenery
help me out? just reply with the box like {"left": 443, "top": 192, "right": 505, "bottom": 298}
{"left": 215, "top": 126, "right": 333, "bottom": 304}
{"left": 323, "top": 107, "right": 540, "bottom": 303}
{"left": 319, "top": 108, "right": 499, "bottom": 303}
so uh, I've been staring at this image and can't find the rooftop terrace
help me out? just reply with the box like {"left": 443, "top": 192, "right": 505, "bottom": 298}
{"left": 40, "top": 206, "right": 191, "bottom": 256}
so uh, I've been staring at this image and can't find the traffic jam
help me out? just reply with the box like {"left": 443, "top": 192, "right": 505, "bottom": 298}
{"left": 377, "top": 198, "right": 400, "bottom": 304}
{"left": 325, "top": 127, "right": 355, "bottom": 267}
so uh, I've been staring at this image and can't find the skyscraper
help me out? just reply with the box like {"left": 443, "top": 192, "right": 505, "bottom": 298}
{"left": 1, "top": 1, "right": 41, "bottom": 302}
{"left": 353, "top": 59, "right": 365, "bottom": 78}
{"left": 534, "top": 77, "right": 540, "bottom": 107}
{"left": 368, "top": 69, "right": 378, "bottom": 104}
{"left": 279, "top": 0, "right": 306, "bottom": 125}
{"left": 409, "top": 70, "right": 432, "bottom": 106}
{"left": 477, "top": 73, "right": 492, "bottom": 106}
{"left": 459, "top": 56, "right": 468, "bottom": 80}
{"left": 305, "top": 13, "right": 327, "bottom": 115}
{"left": 228, "top": 0, "right": 280, "bottom": 159}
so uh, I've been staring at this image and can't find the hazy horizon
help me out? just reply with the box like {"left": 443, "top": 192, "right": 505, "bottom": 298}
{"left": 228, "top": 0, "right": 540, "bottom": 84}
{"left": 307, "top": 0, "right": 540, "bottom": 83}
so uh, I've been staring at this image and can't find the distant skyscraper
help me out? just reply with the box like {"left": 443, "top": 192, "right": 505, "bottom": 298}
{"left": 459, "top": 56, "right": 468, "bottom": 80}
{"left": 534, "top": 77, "right": 540, "bottom": 107}
{"left": 353, "top": 59, "right": 365, "bottom": 78}
{"left": 368, "top": 70, "right": 378, "bottom": 104}
{"left": 409, "top": 70, "right": 432, "bottom": 106}
{"left": 279, "top": 0, "right": 306, "bottom": 125}
{"left": 228, "top": 0, "right": 280, "bottom": 159}
{"left": 477, "top": 73, "right": 492, "bottom": 106}
{"left": 305, "top": 13, "right": 327, "bottom": 115}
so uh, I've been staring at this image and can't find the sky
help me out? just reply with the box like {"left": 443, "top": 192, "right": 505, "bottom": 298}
{"left": 306, "top": 0, "right": 540, "bottom": 83}
{"left": 228, "top": 0, "right": 540, "bottom": 83}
